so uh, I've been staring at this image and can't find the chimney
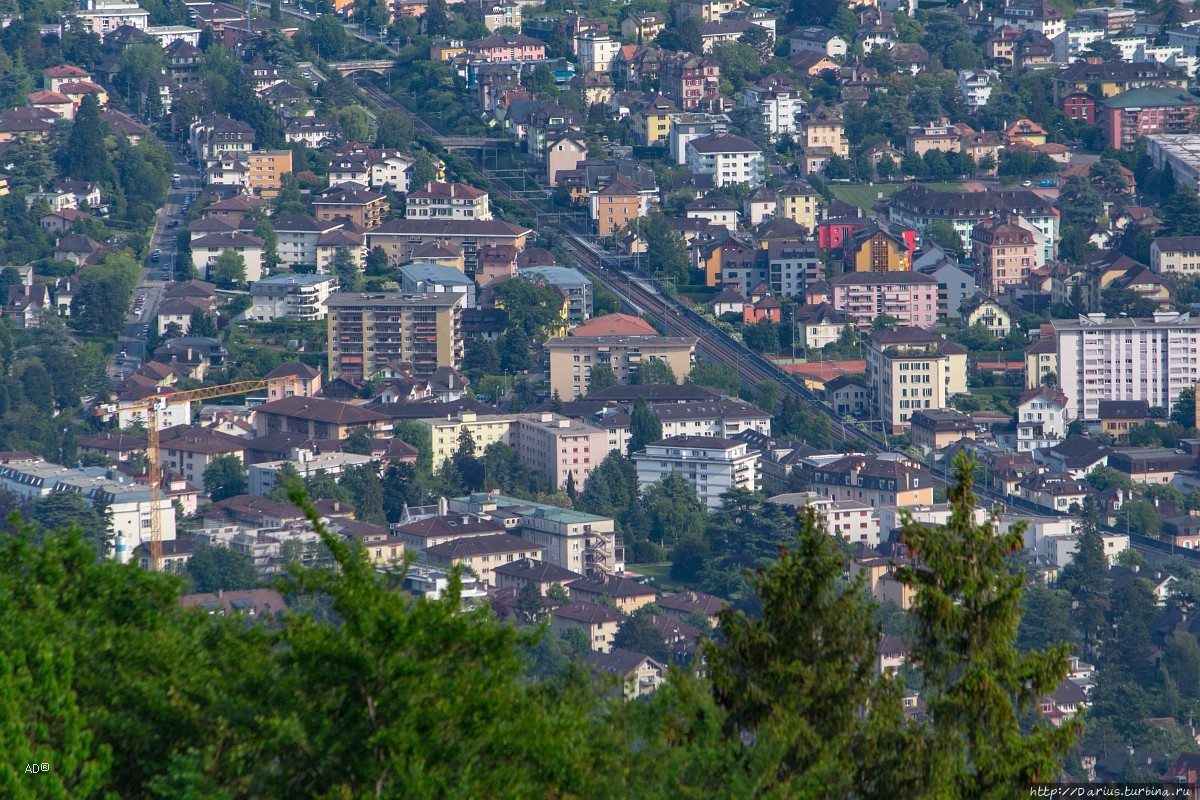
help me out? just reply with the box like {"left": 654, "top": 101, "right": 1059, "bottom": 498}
{"left": 217, "top": 588, "right": 223, "bottom": 599}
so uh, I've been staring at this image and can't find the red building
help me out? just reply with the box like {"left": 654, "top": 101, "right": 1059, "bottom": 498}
{"left": 659, "top": 52, "right": 720, "bottom": 111}
{"left": 818, "top": 216, "right": 867, "bottom": 250}
{"left": 1061, "top": 91, "right": 1095, "bottom": 124}
{"left": 743, "top": 295, "right": 781, "bottom": 324}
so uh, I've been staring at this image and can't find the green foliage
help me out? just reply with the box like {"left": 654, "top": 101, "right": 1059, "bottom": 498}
{"left": 643, "top": 472, "right": 705, "bottom": 548}
{"left": 185, "top": 541, "right": 260, "bottom": 593}
{"left": 924, "top": 220, "right": 964, "bottom": 258}
{"left": 492, "top": 278, "right": 566, "bottom": 339}
{"left": 641, "top": 212, "right": 690, "bottom": 286}
{"left": 899, "top": 454, "right": 1077, "bottom": 791}
{"left": 774, "top": 395, "right": 832, "bottom": 448}
{"left": 613, "top": 607, "right": 669, "bottom": 661}
{"left": 633, "top": 358, "right": 676, "bottom": 385}
{"left": 627, "top": 396, "right": 663, "bottom": 456}
{"left": 685, "top": 362, "right": 739, "bottom": 395}
{"left": 752, "top": 380, "right": 780, "bottom": 413}
{"left": 1172, "top": 386, "right": 1196, "bottom": 429}
{"left": 64, "top": 94, "right": 114, "bottom": 185}
{"left": 202, "top": 455, "right": 246, "bottom": 502}
{"left": 70, "top": 252, "right": 139, "bottom": 335}
{"left": 207, "top": 248, "right": 247, "bottom": 288}
{"left": 587, "top": 364, "right": 618, "bottom": 392}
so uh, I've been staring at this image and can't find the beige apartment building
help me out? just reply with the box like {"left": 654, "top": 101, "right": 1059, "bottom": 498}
{"left": 1150, "top": 236, "right": 1200, "bottom": 275}
{"left": 546, "top": 334, "right": 698, "bottom": 398}
{"left": 244, "top": 149, "right": 292, "bottom": 197}
{"left": 325, "top": 292, "right": 463, "bottom": 379}
{"left": 776, "top": 181, "right": 820, "bottom": 233}
{"left": 420, "top": 410, "right": 609, "bottom": 490}
{"left": 866, "top": 327, "right": 969, "bottom": 433}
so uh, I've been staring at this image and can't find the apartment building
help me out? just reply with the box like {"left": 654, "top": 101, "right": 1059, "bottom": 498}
{"left": 798, "top": 104, "right": 849, "bottom": 175}
{"left": 159, "top": 425, "right": 247, "bottom": 485}
{"left": 1053, "top": 311, "right": 1200, "bottom": 421}
{"left": 252, "top": 396, "right": 390, "bottom": 439}
{"left": 248, "top": 450, "right": 380, "bottom": 496}
{"left": 659, "top": 52, "right": 721, "bottom": 111}
{"left": 686, "top": 132, "right": 764, "bottom": 188}
{"left": 519, "top": 266, "right": 592, "bottom": 324}
{"left": 325, "top": 292, "right": 464, "bottom": 378}
{"left": 580, "top": 398, "right": 771, "bottom": 453}
{"left": 545, "top": 334, "right": 698, "bottom": 398}
{"left": 365, "top": 219, "right": 531, "bottom": 274}
{"left": 866, "top": 327, "right": 969, "bottom": 433}
{"left": 957, "top": 69, "right": 999, "bottom": 108}
{"left": 830, "top": 271, "right": 940, "bottom": 330}
{"left": 888, "top": 185, "right": 1059, "bottom": 261}
{"left": 1101, "top": 88, "right": 1199, "bottom": 151}
{"left": 450, "top": 491, "right": 624, "bottom": 576}
{"left": 248, "top": 274, "right": 336, "bottom": 322}
{"left": 419, "top": 410, "right": 608, "bottom": 490}
{"left": 424, "top": 534, "right": 546, "bottom": 587}
{"left": 973, "top": 216, "right": 1043, "bottom": 296}
{"left": 631, "top": 435, "right": 758, "bottom": 509}
{"left": 776, "top": 181, "right": 820, "bottom": 233}
{"left": 552, "top": 601, "right": 623, "bottom": 652}
{"left": 312, "top": 183, "right": 388, "bottom": 230}
{"left": 810, "top": 453, "right": 935, "bottom": 508}
{"left": 271, "top": 214, "right": 347, "bottom": 269}
{"left": 405, "top": 182, "right": 492, "bottom": 221}
{"left": 1150, "top": 235, "right": 1200, "bottom": 276}
{"left": 75, "top": 0, "right": 149, "bottom": 33}
{"left": 1025, "top": 337, "right": 1058, "bottom": 389}
{"left": 190, "top": 232, "right": 266, "bottom": 283}
{"left": 242, "top": 150, "right": 292, "bottom": 197}
{"left": 1016, "top": 385, "right": 1070, "bottom": 452}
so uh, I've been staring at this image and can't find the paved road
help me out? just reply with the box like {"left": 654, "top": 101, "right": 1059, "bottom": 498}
{"left": 110, "top": 152, "right": 201, "bottom": 381}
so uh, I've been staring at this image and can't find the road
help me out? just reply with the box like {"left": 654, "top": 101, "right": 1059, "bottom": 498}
{"left": 110, "top": 152, "right": 201, "bottom": 380}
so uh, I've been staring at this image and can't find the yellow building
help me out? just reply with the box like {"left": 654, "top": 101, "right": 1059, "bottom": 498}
{"left": 959, "top": 292, "right": 1012, "bottom": 336}
{"left": 244, "top": 150, "right": 293, "bottom": 197}
{"left": 777, "top": 181, "right": 820, "bottom": 234}
{"left": 424, "top": 534, "right": 546, "bottom": 587}
{"left": 866, "top": 327, "right": 969, "bottom": 433}
{"left": 545, "top": 334, "right": 698, "bottom": 398}
{"left": 848, "top": 225, "right": 911, "bottom": 272}
{"left": 551, "top": 601, "right": 623, "bottom": 652}
{"left": 325, "top": 291, "right": 463, "bottom": 379}
{"left": 1024, "top": 337, "right": 1058, "bottom": 389}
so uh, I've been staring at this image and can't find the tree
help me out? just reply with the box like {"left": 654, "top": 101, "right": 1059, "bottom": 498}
{"left": 923, "top": 148, "right": 953, "bottom": 181}
{"left": 899, "top": 454, "right": 1077, "bottom": 793}
{"left": 587, "top": 364, "right": 618, "bottom": 392}
{"left": 1161, "top": 189, "right": 1200, "bottom": 236}
{"left": 375, "top": 107, "right": 415, "bottom": 149}
{"left": 705, "top": 505, "right": 902, "bottom": 794}
{"left": 71, "top": 252, "right": 140, "bottom": 335}
{"left": 924, "top": 220, "right": 965, "bottom": 258}
{"left": 753, "top": 380, "right": 780, "bottom": 413}
{"left": 308, "top": 13, "right": 351, "bottom": 59}
{"left": 634, "top": 358, "right": 676, "bottom": 385}
{"left": 187, "top": 309, "right": 217, "bottom": 337}
{"left": 335, "top": 104, "right": 372, "bottom": 143}
{"left": 203, "top": 454, "right": 247, "bottom": 502}
{"left": 824, "top": 154, "right": 850, "bottom": 180}
{"left": 1172, "top": 386, "right": 1196, "bottom": 429}
{"left": 332, "top": 247, "right": 360, "bottom": 292}
{"left": 491, "top": 279, "right": 567, "bottom": 339}
{"left": 365, "top": 245, "right": 391, "bottom": 277}
{"left": 643, "top": 472, "right": 705, "bottom": 547}
{"left": 514, "top": 580, "right": 546, "bottom": 624}
{"left": 1083, "top": 39, "right": 1122, "bottom": 62}
{"left": 685, "top": 363, "right": 740, "bottom": 395}
{"left": 207, "top": 248, "right": 247, "bottom": 288}
{"left": 1057, "top": 175, "right": 1103, "bottom": 229}
{"left": 774, "top": 395, "right": 832, "bottom": 447}
{"left": 253, "top": 218, "right": 280, "bottom": 271}
{"left": 641, "top": 212, "right": 690, "bottom": 286}
{"left": 185, "top": 541, "right": 260, "bottom": 593}
{"left": 29, "top": 491, "right": 110, "bottom": 554}
{"left": 1017, "top": 583, "right": 1076, "bottom": 654}
{"left": 612, "top": 608, "right": 669, "bottom": 661}
{"left": 343, "top": 428, "right": 374, "bottom": 455}
{"left": 423, "top": 0, "right": 449, "bottom": 35}
{"left": 64, "top": 94, "right": 115, "bottom": 185}
{"left": 410, "top": 149, "right": 438, "bottom": 190}
{"left": 876, "top": 153, "right": 896, "bottom": 181}
{"left": 627, "top": 396, "right": 663, "bottom": 456}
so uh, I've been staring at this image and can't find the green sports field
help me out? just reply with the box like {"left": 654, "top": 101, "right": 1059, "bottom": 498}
{"left": 828, "top": 182, "right": 965, "bottom": 211}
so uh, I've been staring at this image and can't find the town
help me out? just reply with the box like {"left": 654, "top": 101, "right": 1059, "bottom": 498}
{"left": 11, "top": 0, "right": 1200, "bottom": 790}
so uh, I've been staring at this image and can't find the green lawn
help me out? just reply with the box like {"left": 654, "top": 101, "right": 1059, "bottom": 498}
{"left": 627, "top": 562, "right": 685, "bottom": 593}
{"left": 828, "top": 182, "right": 965, "bottom": 211}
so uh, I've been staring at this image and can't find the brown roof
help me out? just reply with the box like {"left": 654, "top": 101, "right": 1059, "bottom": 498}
{"left": 569, "top": 313, "right": 657, "bottom": 336}
{"left": 253, "top": 396, "right": 387, "bottom": 425}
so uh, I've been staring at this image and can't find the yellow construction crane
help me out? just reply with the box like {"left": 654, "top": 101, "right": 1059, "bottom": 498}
{"left": 98, "top": 379, "right": 269, "bottom": 570}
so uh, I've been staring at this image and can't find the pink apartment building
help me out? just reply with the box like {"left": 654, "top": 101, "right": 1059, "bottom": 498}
{"left": 831, "top": 271, "right": 940, "bottom": 329}
{"left": 465, "top": 34, "right": 547, "bottom": 62}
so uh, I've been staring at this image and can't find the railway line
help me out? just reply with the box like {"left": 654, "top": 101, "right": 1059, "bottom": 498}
{"left": 357, "top": 76, "right": 1200, "bottom": 566}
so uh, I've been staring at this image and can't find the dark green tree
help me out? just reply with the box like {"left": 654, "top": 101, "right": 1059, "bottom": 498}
{"left": 203, "top": 454, "right": 247, "bottom": 502}
{"left": 185, "top": 541, "right": 260, "bottom": 593}
{"left": 587, "top": 364, "right": 618, "bottom": 392}
{"left": 634, "top": 358, "right": 676, "bottom": 385}
{"left": 64, "top": 94, "right": 115, "bottom": 185}
{"left": 627, "top": 396, "right": 663, "bottom": 455}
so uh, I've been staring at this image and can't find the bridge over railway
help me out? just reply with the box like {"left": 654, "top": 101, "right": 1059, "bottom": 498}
{"left": 327, "top": 59, "right": 399, "bottom": 74}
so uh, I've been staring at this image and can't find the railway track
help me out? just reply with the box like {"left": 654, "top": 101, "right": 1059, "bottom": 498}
{"left": 357, "top": 76, "right": 1200, "bottom": 566}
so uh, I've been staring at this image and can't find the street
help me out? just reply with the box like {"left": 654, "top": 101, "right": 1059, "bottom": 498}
{"left": 109, "top": 151, "right": 201, "bottom": 380}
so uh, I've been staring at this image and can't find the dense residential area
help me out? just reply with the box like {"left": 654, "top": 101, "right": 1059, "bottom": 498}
{"left": 16, "top": 0, "right": 1200, "bottom": 792}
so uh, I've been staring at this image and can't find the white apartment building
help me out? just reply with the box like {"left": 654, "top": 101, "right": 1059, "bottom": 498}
{"left": 740, "top": 85, "right": 804, "bottom": 139}
{"left": 248, "top": 274, "right": 337, "bottom": 322}
{"left": 866, "top": 327, "right": 970, "bottom": 433}
{"left": 957, "top": 69, "right": 999, "bottom": 108}
{"left": 272, "top": 215, "right": 347, "bottom": 269}
{"left": 668, "top": 113, "right": 729, "bottom": 165}
{"left": 405, "top": 182, "right": 491, "bottom": 221}
{"left": 686, "top": 132, "right": 764, "bottom": 188}
{"left": 248, "top": 450, "right": 380, "bottom": 496}
{"left": 1052, "top": 25, "right": 1105, "bottom": 62}
{"left": 75, "top": 0, "right": 149, "bottom": 33}
{"left": 631, "top": 435, "right": 758, "bottom": 509}
{"left": 772, "top": 492, "right": 882, "bottom": 546}
{"left": 587, "top": 398, "right": 771, "bottom": 453}
{"left": 575, "top": 32, "right": 620, "bottom": 73}
{"left": 1053, "top": 312, "right": 1200, "bottom": 421}
{"left": 191, "top": 232, "right": 266, "bottom": 283}
{"left": 1016, "top": 386, "right": 1070, "bottom": 452}
{"left": 1150, "top": 236, "right": 1200, "bottom": 276}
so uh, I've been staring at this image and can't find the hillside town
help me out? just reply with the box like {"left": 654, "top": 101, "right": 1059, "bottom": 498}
{"left": 14, "top": 0, "right": 1200, "bottom": 787}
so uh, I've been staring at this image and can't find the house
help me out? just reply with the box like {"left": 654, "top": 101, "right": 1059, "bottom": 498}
{"left": 742, "top": 292, "right": 781, "bottom": 324}
{"left": 908, "top": 409, "right": 974, "bottom": 454}
{"left": 584, "top": 649, "right": 666, "bottom": 699}
{"left": 424, "top": 533, "right": 546, "bottom": 587}
{"left": 1109, "top": 447, "right": 1196, "bottom": 485}
{"left": 659, "top": 53, "right": 721, "bottom": 111}
{"left": 312, "top": 183, "right": 388, "bottom": 230}
{"left": 464, "top": 33, "right": 546, "bottom": 62}
{"left": 595, "top": 174, "right": 643, "bottom": 236}
{"left": 551, "top": 601, "right": 623, "bottom": 652}
{"left": 794, "top": 303, "right": 849, "bottom": 350}
{"left": 1019, "top": 473, "right": 1090, "bottom": 512}
{"left": 958, "top": 292, "right": 1011, "bottom": 336}
{"left": 1096, "top": 400, "right": 1151, "bottom": 444}
{"left": 264, "top": 362, "right": 322, "bottom": 402}
{"left": 1053, "top": 59, "right": 1187, "bottom": 101}
{"left": 159, "top": 425, "right": 247, "bottom": 485}
{"left": 972, "top": 217, "right": 1043, "bottom": 297}
{"left": 1037, "top": 434, "right": 1110, "bottom": 478}
{"left": 406, "top": 182, "right": 491, "bottom": 222}
{"left": 252, "top": 396, "right": 390, "bottom": 440}
{"left": 712, "top": 288, "right": 745, "bottom": 318}
{"left": 957, "top": 69, "right": 999, "bottom": 108}
{"left": 844, "top": 222, "right": 913, "bottom": 272}
{"left": 563, "top": 574, "right": 660, "bottom": 619}
{"left": 492, "top": 557, "right": 581, "bottom": 595}
{"left": 686, "top": 195, "right": 739, "bottom": 231}
{"left": 545, "top": 130, "right": 587, "bottom": 187}
{"left": 1017, "top": 386, "right": 1070, "bottom": 452}
{"left": 788, "top": 25, "right": 848, "bottom": 58}
{"left": 825, "top": 375, "right": 868, "bottom": 417}
{"left": 657, "top": 590, "right": 724, "bottom": 627}
{"left": 1024, "top": 337, "right": 1057, "bottom": 390}
{"left": 190, "top": 232, "right": 266, "bottom": 284}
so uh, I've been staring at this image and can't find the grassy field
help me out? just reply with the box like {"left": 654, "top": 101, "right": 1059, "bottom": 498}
{"left": 829, "top": 182, "right": 965, "bottom": 211}
{"left": 627, "top": 562, "right": 685, "bottom": 593}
